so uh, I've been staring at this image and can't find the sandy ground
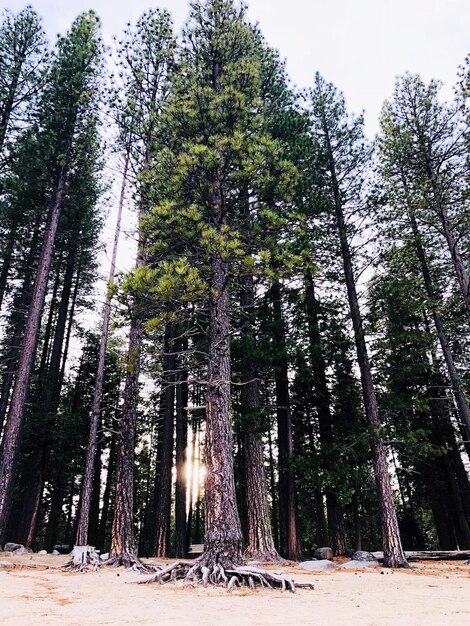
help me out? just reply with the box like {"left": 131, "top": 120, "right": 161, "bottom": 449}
{"left": 0, "top": 554, "right": 469, "bottom": 625}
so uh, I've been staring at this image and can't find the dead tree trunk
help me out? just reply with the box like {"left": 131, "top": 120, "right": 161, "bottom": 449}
{"left": 75, "top": 152, "right": 128, "bottom": 546}
{"left": 0, "top": 153, "right": 72, "bottom": 546}
{"left": 323, "top": 124, "right": 408, "bottom": 567}
{"left": 241, "top": 272, "right": 279, "bottom": 561}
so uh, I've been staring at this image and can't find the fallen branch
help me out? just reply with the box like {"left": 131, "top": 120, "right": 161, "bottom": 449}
{"left": 371, "top": 550, "right": 470, "bottom": 562}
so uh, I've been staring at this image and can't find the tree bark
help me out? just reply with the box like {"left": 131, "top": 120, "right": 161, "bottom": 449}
{"left": 240, "top": 272, "right": 279, "bottom": 561}
{"left": 322, "top": 122, "right": 408, "bottom": 567}
{"left": 153, "top": 326, "right": 176, "bottom": 557}
{"left": 17, "top": 240, "right": 77, "bottom": 547}
{"left": 407, "top": 210, "right": 470, "bottom": 442}
{"left": 271, "top": 282, "right": 301, "bottom": 561}
{"left": 109, "top": 315, "right": 143, "bottom": 564}
{"left": 175, "top": 341, "right": 188, "bottom": 558}
{"left": 0, "top": 153, "right": 71, "bottom": 546}
{"left": 201, "top": 251, "right": 244, "bottom": 566}
{"left": 0, "top": 213, "right": 43, "bottom": 432}
{"left": 75, "top": 152, "right": 128, "bottom": 546}
{"left": 304, "top": 269, "right": 347, "bottom": 555}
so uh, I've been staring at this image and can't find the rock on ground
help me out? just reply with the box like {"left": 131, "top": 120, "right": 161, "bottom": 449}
{"left": 352, "top": 551, "right": 376, "bottom": 561}
{"left": 37, "top": 550, "right": 48, "bottom": 555}
{"left": 341, "top": 559, "right": 379, "bottom": 569}
{"left": 52, "top": 550, "right": 60, "bottom": 556}
{"left": 0, "top": 561, "right": 14, "bottom": 569}
{"left": 100, "top": 552, "right": 109, "bottom": 561}
{"left": 299, "top": 559, "right": 337, "bottom": 571}
{"left": 3, "top": 543, "right": 26, "bottom": 555}
{"left": 314, "top": 547, "right": 334, "bottom": 561}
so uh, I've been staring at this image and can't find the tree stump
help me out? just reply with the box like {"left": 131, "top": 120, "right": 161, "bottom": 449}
{"left": 63, "top": 546, "right": 100, "bottom": 572}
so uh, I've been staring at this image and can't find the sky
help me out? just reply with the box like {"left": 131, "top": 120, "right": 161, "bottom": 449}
{"left": 4, "top": 0, "right": 470, "bottom": 136}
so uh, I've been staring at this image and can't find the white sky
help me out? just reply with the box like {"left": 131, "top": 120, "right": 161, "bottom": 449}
{"left": 5, "top": 0, "right": 469, "bottom": 136}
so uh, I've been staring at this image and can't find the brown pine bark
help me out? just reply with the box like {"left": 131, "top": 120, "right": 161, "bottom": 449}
{"left": 0, "top": 153, "right": 72, "bottom": 546}
{"left": 271, "top": 282, "right": 302, "bottom": 561}
{"left": 304, "top": 270, "right": 347, "bottom": 555}
{"left": 17, "top": 240, "right": 78, "bottom": 548}
{"left": 240, "top": 272, "right": 279, "bottom": 561}
{"left": 175, "top": 344, "right": 188, "bottom": 558}
{"left": 153, "top": 326, "right": 176, "bottom": 558}
{"left": 322, "top": 123, "right": 408, "bottom": 567}
{"left": 0, "top": 213, "right": 43, "bottom": 432}
{"left": 109, "top": 315, "right": 143, "bottom": 565}
{"left": 75, "top": 153, "right": 128, "bottom": 546}
{"left": 201, "top": 251, "right": 244, "bottom": 566}
{"left": 97, "top": 429, "right": 116, "bottom": 550}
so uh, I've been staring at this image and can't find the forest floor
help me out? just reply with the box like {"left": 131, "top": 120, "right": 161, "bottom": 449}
{"left": 0, "top": 553, "right": 469, "bottom": 625}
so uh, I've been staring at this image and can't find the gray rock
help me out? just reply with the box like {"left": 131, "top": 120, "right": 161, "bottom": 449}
{"left": 299, "top": 559, "right": 337, "bottom": 571}
{"left": 99, "top": 552, "right": 109, "bottom": 561}
{"left": 341, "top": 559, "right": 379, "bottom": 569}
{"left": 0, "top": 561, "right": 14, "bottom": 569}
{"left": 0, "top": 551, "right": 13, "bottom": 557}
{"left": 352, "top": 550, "right": 376, "bottom": 562}
{"left": 314, "top": 547, "right": 334, "bottom": 561}
{"left": 4, "top": 543, "right": 26, "bottom": 555}
{"left": 52, "top": 550, "right": 60, "bottom": 556}
{"left": 37, "top": 550, "right": 47, "bottom": 555}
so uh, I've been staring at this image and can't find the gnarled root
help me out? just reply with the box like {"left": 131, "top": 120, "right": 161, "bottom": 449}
{"left": 63, "top": 546, "right": 100, "bottom": 573}
{"left": 136, "top": 561, "right": 191, "bottom": 584}
{"left": 225, "top": 566, "right": 314, "bottom": 592}
{"left": 102, "top": 552, "right": 150, "bottom": 573}
{"left": 134, "top": 558, "right": 314, "bottom": 592}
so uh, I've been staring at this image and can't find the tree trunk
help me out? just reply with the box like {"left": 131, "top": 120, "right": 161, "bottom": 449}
{"left": 185, "top": 418, "right": 198, "bottom": 552}
{"left": 419, "top": 146, "right": 470, "bottom": 314}
{"left": 17, "top": 240, "right": 77, "bottom": 547}
{"left": 109, "top": 315, "right": 143, "bottom": 564}
{"left": 240, "top": 272, "right": 279, "bottom": 561}
{"left": 153, "top": 326, "right": 176, "bottom": 558}
{"left": 304, "top": 269, "right": 347, "bottom": 555}
{"left": 0, "top": 213, "right": 43, "bottom": 432}
{"left": 0, "top": 153, "right": 71, "bottom": 546}
{"left": 267, "top": 425, "right": 279, "bottom": 550}
{"left": 97, "top": 429, "right": 116, "bottom": 551}
{"left": 322, "top": 122, "right": 407, "bottom": 567}
{"left": 271, "top": 282, "right": 301, "bottom": 561}
{"left": 201, "top": 251, "right": 244, "bottom": 566}
{"left": 75, "top": 152, "right": 128, "bottom": 546}
{"left": 408, "top": 210, "right": 470, "bottom": 442}
{"left": 175, "top": 342, "right": 188, "bottom": 558}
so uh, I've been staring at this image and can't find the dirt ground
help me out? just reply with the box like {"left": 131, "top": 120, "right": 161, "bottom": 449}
{"left": 0, "top": 554, "right": 469, "bottom": 625}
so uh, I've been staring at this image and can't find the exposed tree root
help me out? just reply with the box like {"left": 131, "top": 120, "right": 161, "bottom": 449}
{"left": 103, "top": 552, "right": 150, "bottom": 573}
{"left": 62, "top": 546, "right": 100, "bottom": 572}
{"left": 134, "top": 558, "right": 314, "bottom": 592}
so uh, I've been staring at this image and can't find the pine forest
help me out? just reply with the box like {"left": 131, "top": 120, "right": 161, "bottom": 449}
{"left": 0, "top": 0, "right": 469, "bottom": 592}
